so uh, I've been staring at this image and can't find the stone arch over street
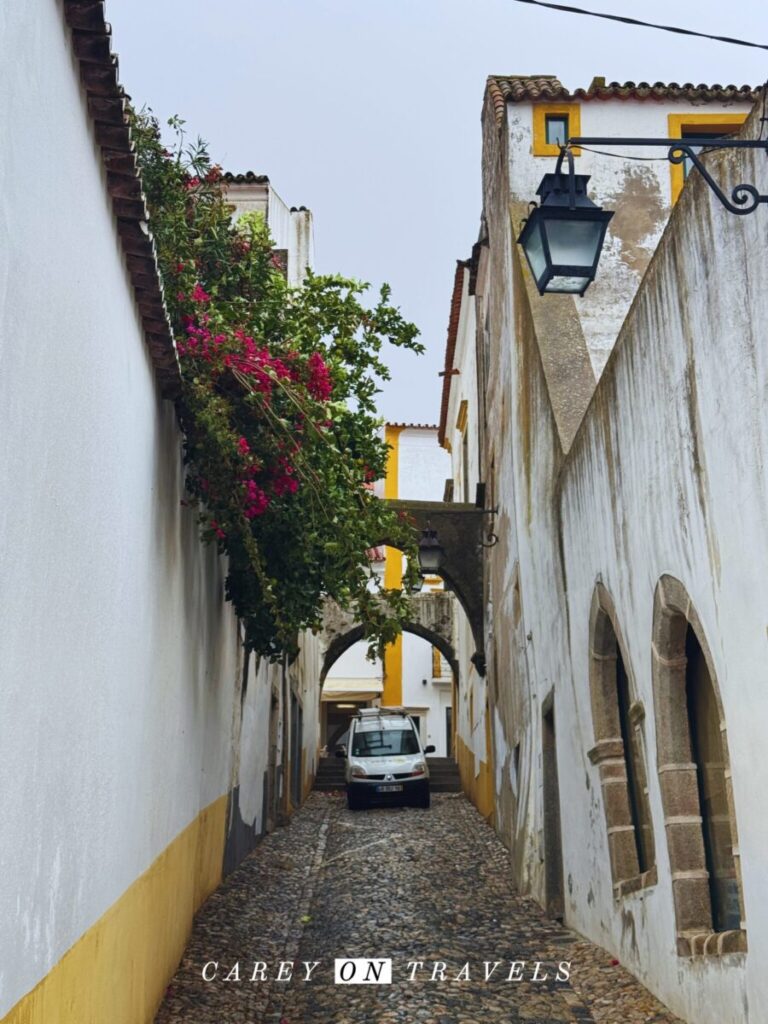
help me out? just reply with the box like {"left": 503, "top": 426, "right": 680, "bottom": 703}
{"left": 320, "top": 592, "right": 460, "bottom": 688}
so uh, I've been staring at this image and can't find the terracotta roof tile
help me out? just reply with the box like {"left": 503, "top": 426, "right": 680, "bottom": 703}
{"left": 486, "top": 75, "right": 760, "bottom": 127}
{"left": 223, "top": 172, "right": 270, "bottom": 185}
{"left": 437, "top": 261, "right": 469, "bottom": 448}
{"left": 386, "top": 422, "right": 439, "bottom": 431}
{"left": 62, "top": 1, "right": 180, "bottom": 398}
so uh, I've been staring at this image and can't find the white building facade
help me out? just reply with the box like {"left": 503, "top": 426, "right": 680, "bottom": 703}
{"left": 0, "top": 5, "right": 321, "bottom": 1022}
{"left": 443, "top": 75, "right": 765, "bottom": 1022}
{"left": 321, "top": 424, "right": 454, "bottom": 755}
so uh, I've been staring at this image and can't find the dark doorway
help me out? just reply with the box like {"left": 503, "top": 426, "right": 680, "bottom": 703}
{"left": 445, "top": 706, "right": 453, "bottom": 758}
{"left": 685, "top": 627, "right": 740, "bottom": 931}
{"left": 542, "top": 700, "right": 564, "bottom": 919}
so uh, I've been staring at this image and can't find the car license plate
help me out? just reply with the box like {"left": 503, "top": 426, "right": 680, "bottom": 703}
{"left": 376, "top": 784, "right": 403, "bottom": 793}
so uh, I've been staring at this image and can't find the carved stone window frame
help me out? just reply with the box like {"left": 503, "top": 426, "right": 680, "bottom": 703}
{"left": 587, "top": 584, "right": 658, "bottom": 900}
{"left": 651, "top": 575, "right": 747, "bottom": 956}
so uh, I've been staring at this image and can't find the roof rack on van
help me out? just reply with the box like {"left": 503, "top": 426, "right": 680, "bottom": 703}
{"left": 357, "top": 706, "right": 408, "bottom": 717}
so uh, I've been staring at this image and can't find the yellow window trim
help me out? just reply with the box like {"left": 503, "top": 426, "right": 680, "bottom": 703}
{"left": 432, "top": 647, "right": 442, "bottom": 679}
{"left": 456, "top": 398, "right": 468, "bottom": 433}
{"left": 668, "top": 112, "right": 749, "bottom": 204}
{"left": 533, "top": 103, "right": 581, "bottom": 157}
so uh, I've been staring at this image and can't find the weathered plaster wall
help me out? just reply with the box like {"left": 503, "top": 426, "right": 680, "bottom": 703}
{"left": 507, "top": 96, "right": 753, "bottom": 375}
{"left": 0, "top": 5, "right": 321, "bottom": 1020}
{"left": 479, "top": 85, "right": 767, "bottom": 1023}
{"left": 441, "top": 261, "right": 494, "bottom": 816}
{"left": 555, "top": 116, "right": 768, "bottom": 1021}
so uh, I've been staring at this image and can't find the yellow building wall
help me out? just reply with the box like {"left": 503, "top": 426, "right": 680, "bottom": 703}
{"left": 456, "top": 703, "right": 495, "bottom": 823}
{"left": 2, "top": 795, "right": 228, "bottom": 1024}
{"left": 382, "top": 425, "right": 403, "bottom": 706}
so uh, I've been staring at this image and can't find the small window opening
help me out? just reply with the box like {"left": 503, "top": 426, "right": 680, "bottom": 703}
{"left": 685, "top": 627, "right": 741, "bottom": 931}
{"left": 616, "top": 650, "right": 653, "bottom": 873}
{"left": 545, "top": 115, "right": 569, "bottom": 147}
{"left": 681, "top": 125, "right": 740, "bottom": 179}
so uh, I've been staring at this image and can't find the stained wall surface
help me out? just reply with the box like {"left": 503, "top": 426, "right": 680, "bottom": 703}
{"left": 473, "top": 84, "right": 767, "bottom": 1023}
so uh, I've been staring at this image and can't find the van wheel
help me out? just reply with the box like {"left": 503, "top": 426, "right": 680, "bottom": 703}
{"left": 414, "top": 784, "right": 430, "bottom": 809}
{"left": 347, "top": 789, "right": 366, "bottom": 811}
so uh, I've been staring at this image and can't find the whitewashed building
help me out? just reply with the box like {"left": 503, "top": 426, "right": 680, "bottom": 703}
{"left": 321, "top": 424, "right": 454, "bottom": 754}
{"left": 224, "top": 172, "right": 314, "bottom": 286}
{"left": 442, "top": 75, "right": 766, "bottom": 1022}
{"left": 0, "top": 5, "right": 321, "bottom": 1022}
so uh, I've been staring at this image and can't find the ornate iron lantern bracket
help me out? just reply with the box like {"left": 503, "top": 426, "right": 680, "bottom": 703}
{"left": 568, "top": 136, "right": 768, "bottom": 216}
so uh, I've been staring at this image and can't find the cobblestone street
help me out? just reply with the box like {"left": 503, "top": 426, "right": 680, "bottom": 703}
{"left": 155, "top": 793, "right": 682, "bottom": 1024}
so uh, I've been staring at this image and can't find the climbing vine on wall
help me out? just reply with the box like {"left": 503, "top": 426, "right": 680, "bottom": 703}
{"left": 132, "top": 110, "right": 422, "bottom": 659}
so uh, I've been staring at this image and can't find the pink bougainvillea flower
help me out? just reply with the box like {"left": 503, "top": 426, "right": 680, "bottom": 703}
{"left": 238, "top": 437, "right": 250, "bottom": 455}
{"left": 307, "top": 351, "right": 332, "bottom": 400}
{"left": 243, "top": 479, "right": 270, "bottom": 518}
{"left": 191, "top": 283, "right": 211, "bottom": 303}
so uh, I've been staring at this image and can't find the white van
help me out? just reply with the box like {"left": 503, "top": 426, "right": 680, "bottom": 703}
{"left": 337, "top": 708, "right": 435, "bottom": 810}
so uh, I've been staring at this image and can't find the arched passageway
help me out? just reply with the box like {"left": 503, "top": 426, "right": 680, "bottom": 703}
{"left": 319, "top": 593, "right": 460, "bottom": 756}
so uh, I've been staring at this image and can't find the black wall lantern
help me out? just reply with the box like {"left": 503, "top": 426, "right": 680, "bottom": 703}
{"left": 417, "top": 527, "right": 446, "bottom": 576}
{"left": 520, "top": 135, "right": 768, "bottom": 296}
{"left": 518, "top": 148, "right": 613, "bottom": 296}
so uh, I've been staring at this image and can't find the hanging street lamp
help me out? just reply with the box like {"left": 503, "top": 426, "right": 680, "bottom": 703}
{"left": 518, "top": 148, "right": 613, "bottom": 297}
{"left": 520, "top": 135, "right": 768, "bottom": 296}
{"left": 417, "top": 527, "right": 446, "bottom": 576}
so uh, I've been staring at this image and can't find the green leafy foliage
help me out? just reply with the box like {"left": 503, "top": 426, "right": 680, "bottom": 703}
{"left": 131, "top": 110, "right": 423, "bottom": 659}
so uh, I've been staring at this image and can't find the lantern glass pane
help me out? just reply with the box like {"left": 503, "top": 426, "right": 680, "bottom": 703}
{"left": 522, "top": 219, "right": 548, "bottom": 282}
{"left": 544, "top": 218, "right": 603, "bottom": 269}
{"left": 545, "top": 276, "right": 590, "bottom": 294}
{"left": 419, "top": 549, "right": 443, "bottom": 573}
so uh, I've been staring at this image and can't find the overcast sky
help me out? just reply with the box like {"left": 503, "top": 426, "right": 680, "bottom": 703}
{"left": 110, "top": 1, "right": 768, "bottom": 424}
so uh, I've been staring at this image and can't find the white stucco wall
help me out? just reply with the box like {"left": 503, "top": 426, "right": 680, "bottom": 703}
{"left": 401, "top": 632, "right": 452, "bottom": 754}
{"left": 396, "top": 426, "right": 450, "bottom": 500}
{"left": 479, "top": 86, "right": 768, "bottom": 1023}
{"left": 0, "top": 5, "right": 320, "bottom": 1013}
{"left": 554, "top": 135, "right": 768, "bottom": 1021}
{"left": 327, "top": 642, "right": 382, "bottom": 681}
{"left": 227, "top": 181, "right": 314, "bottom": 286}
{"left": 440, "top": 270, "right": 492, "bottom": 781}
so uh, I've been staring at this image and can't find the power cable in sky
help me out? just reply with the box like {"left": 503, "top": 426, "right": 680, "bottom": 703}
{"left": 508, "top": 0, "right": 768, "bottom": 52}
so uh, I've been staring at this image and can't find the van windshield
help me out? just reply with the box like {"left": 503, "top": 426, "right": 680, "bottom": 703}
{"left": 352, "top": 728, "right": 420, "bottom": 757}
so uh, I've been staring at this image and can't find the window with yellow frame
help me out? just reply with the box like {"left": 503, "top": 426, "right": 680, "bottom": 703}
{"left": 533, "top": 103, "right": 582, "bottom": 157}
{"left": 668, "top": 112, "right": 749, "bottom": 204}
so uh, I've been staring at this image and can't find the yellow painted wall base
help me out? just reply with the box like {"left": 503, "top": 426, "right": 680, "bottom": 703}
{"left": 2, "top": 794, "right": 229, "bottom": 1024}
{"left": 456, "top": 733, "right": 495, "bottom": 823}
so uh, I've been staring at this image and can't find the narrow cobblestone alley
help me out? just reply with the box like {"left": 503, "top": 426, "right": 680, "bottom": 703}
{"left": 155, "top": 794, "right": 683, "bottom": 1024}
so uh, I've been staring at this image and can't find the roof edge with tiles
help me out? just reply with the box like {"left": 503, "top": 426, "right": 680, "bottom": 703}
{"left": 62, "top": 0, "right": 181, "bottom": 399}
{"left": 486, "top": 75, "right": 760, "bottom": 127}
{"left": 437, "top": 261, "right": 469, "bottom": 448}
{"left": 223, "top": 171, "right": 270, "bottom": 185}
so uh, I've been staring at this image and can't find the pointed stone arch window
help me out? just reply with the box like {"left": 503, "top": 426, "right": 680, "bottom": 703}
{"left": 588, "top": 585, "right": 657, "bottom": 898}
{"left": 651, "top": 576, "right": 746, "bottom": 956}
